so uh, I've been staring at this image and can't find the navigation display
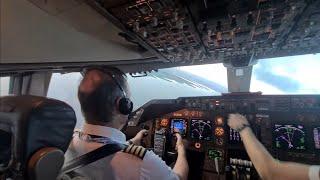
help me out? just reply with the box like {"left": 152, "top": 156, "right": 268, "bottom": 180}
{"left": 274, "top": 124, "right": 306, "bottom": 150}
{"left": 190, "top": 119, "right": 212, "bottom": 140}
{"left": 313, "top": 127, "right": 320, "bottom": 149}
{"left": 170, "top": 119, "right": 187, "bottom": 136}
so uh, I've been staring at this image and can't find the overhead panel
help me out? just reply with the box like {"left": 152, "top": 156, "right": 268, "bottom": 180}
{"left": 87, "top": 0, "right": 320, "bottom": 66}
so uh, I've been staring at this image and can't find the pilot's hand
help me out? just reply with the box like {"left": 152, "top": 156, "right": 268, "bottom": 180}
{"left": 135, "top": 129, "right": 148, "bottom": 140}
{"left": 228, "top": 113, "right": 249, "bottom": 131}
{"left": 129, "top": 129, "right": 148, "bottom": 146}
{"left": 174, "top": 133, "right": 186, "bottom": 155}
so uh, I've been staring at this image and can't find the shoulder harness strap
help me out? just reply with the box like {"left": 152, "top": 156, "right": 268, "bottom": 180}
{"left": 122, "top": 145, "right": 147, "bottom": 159}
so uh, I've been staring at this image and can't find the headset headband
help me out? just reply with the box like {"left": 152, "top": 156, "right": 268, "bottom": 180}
{"left": 82, "top": 67, "right": 133, "bottom": 115}
{"left": 83, "top": 67, "right": 127, "bottom": 97}
{"left": 106, "top": 73, "right": 127, "bottom": 98}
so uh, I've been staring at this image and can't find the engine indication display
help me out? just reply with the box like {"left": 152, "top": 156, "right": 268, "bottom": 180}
{"left": 274, "top": 124, "right": 306, "bottom": 150}
{"left": 170, "top": 119, "right": 187, "bottom": 136}
{"left": 190, "top": 119, "right": 212, "bottom": 140}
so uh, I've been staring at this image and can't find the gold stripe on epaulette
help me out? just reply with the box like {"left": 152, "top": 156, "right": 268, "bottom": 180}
{"left": 134, "top": 146, "right": 142, "bottom": 156}
{"left": 138, "top": 147, "right": 147, "bottom": 159}
{"left": 125, "top": 145, "right": 133, "bottom": 153}
{"left": 123, "top": 145, "right": 146, "bottom": 159}
{"left": 130, "top": 145, "right": 138, "bottom": 154}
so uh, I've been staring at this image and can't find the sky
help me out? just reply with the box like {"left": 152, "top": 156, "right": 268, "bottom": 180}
{"left": 0, "top": 77, "right": 9, "bottom": 96}
{"left": 251, "top": 54, "right": 320, "bottom": 94}
{"left": 180, "top": 53, "right": 320, "bottom": 95}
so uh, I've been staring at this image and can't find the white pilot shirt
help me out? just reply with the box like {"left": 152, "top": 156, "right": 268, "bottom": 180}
{"left": 65, "top": 123, "right": 179, "bottom": 180}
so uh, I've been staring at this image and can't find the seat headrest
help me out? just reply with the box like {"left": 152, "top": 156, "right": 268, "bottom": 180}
{"left": 0, "top": 95, "right": 76, "bottom": 177}
{"left": 28, "top": 147, "right": 65, "bottom": 180}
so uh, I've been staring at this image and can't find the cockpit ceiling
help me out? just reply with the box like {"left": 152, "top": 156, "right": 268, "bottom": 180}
{"left": 0, "top": 0, "right": 156, "bottom": 64}
{"left": 1, "top": 0, "right": 320, "bottom": 70}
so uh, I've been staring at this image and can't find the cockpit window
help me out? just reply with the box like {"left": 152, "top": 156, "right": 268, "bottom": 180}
{"left": 47, "top": 55, "right": 320, "bottom": 127}
{"left": 0, "top": 77, "right": 10, "bottom": 96}
{"left": 178, "top": 63, "right": 228, "bottom": 93}
{"left": 47, "top": 73, "right": 83, "bottom": 127}
{"left": 47, "top": 68, "right": 220, "bottom": 127}
{"left": 127, "top": 68, "right": 221, "bottom": 110}
{"left": 250, "top": 54, "right": 320, "bottom": 94}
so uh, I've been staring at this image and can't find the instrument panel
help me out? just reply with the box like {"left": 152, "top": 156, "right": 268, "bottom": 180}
{"left": 137, "top": 94, "right": 320, "bottom": 180}
{"left": 158, "top": 110, "right": 227, "bottom": 149}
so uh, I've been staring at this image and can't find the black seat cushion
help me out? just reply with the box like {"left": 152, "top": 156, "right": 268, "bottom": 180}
{"left": 0, "top": 95, "right": 76, "bottom": 171}
{"left": 0, "top": 130, "right": 11, "bottom": 168}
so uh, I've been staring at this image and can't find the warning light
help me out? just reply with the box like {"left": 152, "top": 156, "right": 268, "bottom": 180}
{"left": 215, "top": 116, "right": 224, "bottom": 126}
{"left": 195, "top": 142, "right": 201, "bottom": 149}
{"left": 160, "top": 119, "right": 169, "bottom": 127}
{"left": 215, "top": 127, "right": 225, "bottom": 136}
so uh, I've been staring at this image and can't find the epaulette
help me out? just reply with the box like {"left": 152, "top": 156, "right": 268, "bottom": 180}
{"left": 122, "top": 144, "right": 147, "bottom": 159}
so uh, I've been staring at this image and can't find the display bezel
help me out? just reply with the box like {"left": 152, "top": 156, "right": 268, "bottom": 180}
{"left": 170, "top": 118, "right": 188, "bottom": 137}
{"left": 273, "top": 123, "right": 307, "bottom": 151}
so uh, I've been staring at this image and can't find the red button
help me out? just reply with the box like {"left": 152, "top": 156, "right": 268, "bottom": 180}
{"left": 195, "top": 142, "right": 201, "bottom": 149}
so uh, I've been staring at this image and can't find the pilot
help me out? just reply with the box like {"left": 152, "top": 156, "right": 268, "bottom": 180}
{"left": 228, "top": 113, "right": 320, "bottom": 180}
{"left": 65, "top": 67, "right": 189, "bottom": 180}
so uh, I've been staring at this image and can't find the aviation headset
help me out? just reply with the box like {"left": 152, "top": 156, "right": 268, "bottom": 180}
{"left": 83, "top": 67, "right": 133, "bottom": 115}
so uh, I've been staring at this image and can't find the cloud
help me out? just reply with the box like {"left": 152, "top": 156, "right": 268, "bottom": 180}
{"left": 179, "top": 53, "right": 320, "bottom": 94}
{"left": 250, "top": 77, "right": 285, "bottom": 94}
{"left": 252, "top": 60, "right": 300, "bottom": 92}
{"left": 179, "top": 64, "right": 228, "bottom": 87}
{"left": 252, "top": 54, "right": 320, "bottom": 94}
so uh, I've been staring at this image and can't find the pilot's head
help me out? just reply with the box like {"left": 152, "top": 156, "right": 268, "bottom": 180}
{"left": 78, "top": 67, "right": 131, "bottom": 129}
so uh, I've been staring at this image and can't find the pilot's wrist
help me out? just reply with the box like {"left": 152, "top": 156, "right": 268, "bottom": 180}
{"left": 235, "top": 124, "right": 250, "bottom": 133}
{"left": 177, "top": 147, "right": 186, "bottom": 156}
{"left": 127, "top": 139, "right": 134, "bottom": 145}
{"left": 127, "top": 138, "right": 140, "bottom": 145}
{"left": 176, "top": 144, "right": 186, "bottom": 154}
{"left": 239, "top": 125, "right": 252, "bottom": 136}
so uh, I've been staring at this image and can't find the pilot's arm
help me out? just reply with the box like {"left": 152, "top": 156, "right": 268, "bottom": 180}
{"left": 128, "top": 130, "right": 189, "bottom": 180}
{"left": 172, "top": 133, "right": 189, "bottom": 180}
{"left": 228, "top": 114, "right": 320, "bottom": 180}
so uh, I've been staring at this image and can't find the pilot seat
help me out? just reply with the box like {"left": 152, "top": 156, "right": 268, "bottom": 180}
{"left": 0, "top": 95, "right": 76, "bottom": 180}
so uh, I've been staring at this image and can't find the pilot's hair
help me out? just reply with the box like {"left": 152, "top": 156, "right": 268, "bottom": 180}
{"left": 78, "top": 67, "right": 128, "bottom": 124}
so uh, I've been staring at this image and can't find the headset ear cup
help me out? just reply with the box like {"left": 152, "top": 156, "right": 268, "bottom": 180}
{"left": 118, "top": 98, "right": 133, "bottom": 115}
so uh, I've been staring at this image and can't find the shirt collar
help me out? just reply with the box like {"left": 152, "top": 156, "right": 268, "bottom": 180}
{"left": 82, "top": 123, "right": 126, "bottom": 143}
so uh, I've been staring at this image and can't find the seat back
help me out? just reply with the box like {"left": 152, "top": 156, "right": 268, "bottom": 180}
{"left": 0, "top": 95, "right": 76, "bottom": 180}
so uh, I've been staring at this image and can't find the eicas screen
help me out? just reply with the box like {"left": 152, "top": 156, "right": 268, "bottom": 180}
{"left": 170, "top": 119, "right": 187, "bottom": 136}
{"left": 274, "top": 124, "right": 306, "bottom": 150}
